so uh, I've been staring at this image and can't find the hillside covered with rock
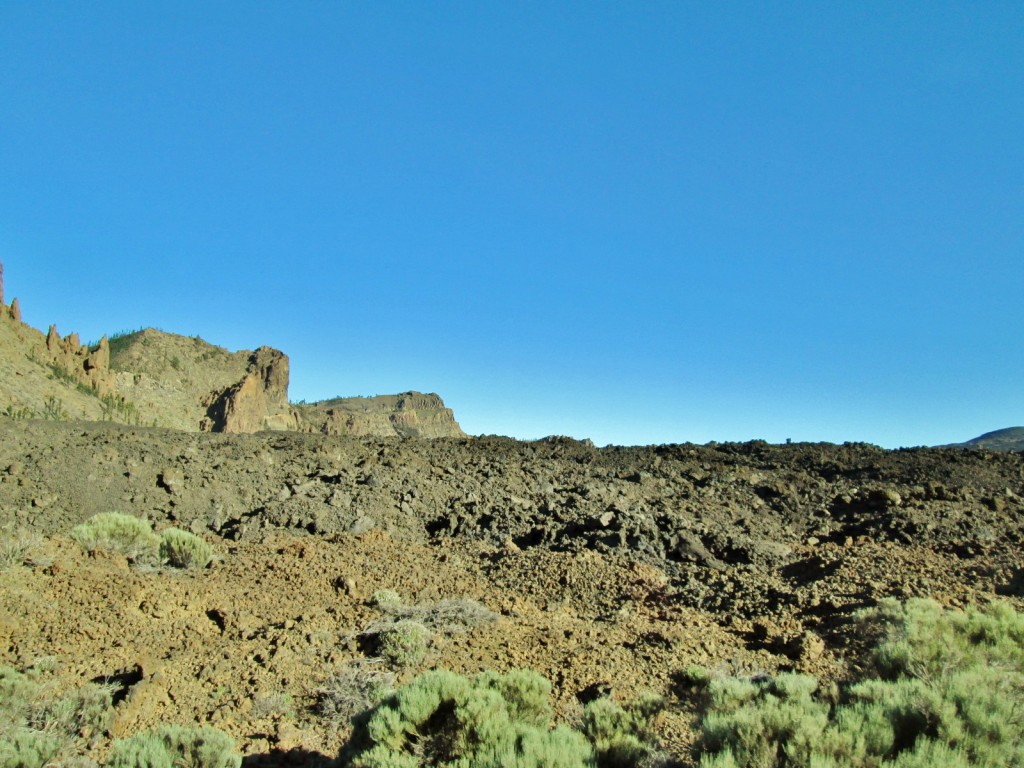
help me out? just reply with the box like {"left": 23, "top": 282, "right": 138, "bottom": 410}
{"left": 0, "top": 262, "right": 464, "bottom": 438}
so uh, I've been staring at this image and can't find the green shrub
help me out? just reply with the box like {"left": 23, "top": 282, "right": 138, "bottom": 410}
{"left": 361, "top": 595, "right": 499, "bottom": 668}
{"left": 0, "top": 664, "right": 114, "bottom": 768}
{"left": 376, "top": 619, "right": 431, "bottom": 668}
{"left": 107, "top": 725, "right": 240, "bottom": 768}
{"left": 70, "top": 513, "right": 160, "bottom": 564}
{"left": 0, "top": 729, "right": 63, "bottom": 768}
{"left": 159, "top": 528, "right": 213, "bottom": 570}
{"left": 694, "top": 598, "right": 1024, "bottom": 767}
{"left": 345, "top": 669, "right": 593, "bottom": 768}
{"left": 581, "top": 693, "right": 664, "bottom": 768}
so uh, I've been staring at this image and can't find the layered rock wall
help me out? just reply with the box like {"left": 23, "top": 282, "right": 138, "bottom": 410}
{"left": 201, "top": 347, "right": 299, "bottom": 433}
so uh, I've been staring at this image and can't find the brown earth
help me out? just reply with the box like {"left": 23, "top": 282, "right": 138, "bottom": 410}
{"left": 1, "top": 418, "right": 1022, "bottom": 765}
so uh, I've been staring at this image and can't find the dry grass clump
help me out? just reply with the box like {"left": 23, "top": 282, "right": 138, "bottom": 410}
{"left": 315, "top": 659, "right": 396, "bottom": 727}
{"left": 363, "top": 594, "right": 499, "bottom": 635}
{"left": 0, "top": 524, "right": 41, "bottom": 569}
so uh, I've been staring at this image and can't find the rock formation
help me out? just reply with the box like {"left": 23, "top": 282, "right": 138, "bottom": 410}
{"left": 201, "top": 347, "right": 299, "bottom": 433}
{"left": 295, "top": 391, "right": 464, "bottom": 438}
{"left": 44, "top": 324, "right": 116, "bottom": 396}
{"left": 0, "top": 260, "right": 465, "bottom": 437}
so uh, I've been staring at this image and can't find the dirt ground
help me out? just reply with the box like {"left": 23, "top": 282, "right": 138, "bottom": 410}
{"left": 1, "top": 419, "right": 1022, "bottom": 765}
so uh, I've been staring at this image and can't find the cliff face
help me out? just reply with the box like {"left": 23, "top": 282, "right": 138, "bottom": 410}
{"left": 201, "top": 347, "right": 299, "bottom": 433}
{"left": 295, "top": 391, "right": 464, "bottom": 438}
{"left": 0, "top": 261, "right": 465, "bottom": 437}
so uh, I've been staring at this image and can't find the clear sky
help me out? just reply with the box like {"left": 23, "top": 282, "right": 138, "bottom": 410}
{"left": 1, "top": 2, "right": 1021, "bottom": 447}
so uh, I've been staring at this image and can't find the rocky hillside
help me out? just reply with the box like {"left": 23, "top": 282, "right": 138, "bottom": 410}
{"left": 0, "top": 262, "right": 464, "bottom": 438}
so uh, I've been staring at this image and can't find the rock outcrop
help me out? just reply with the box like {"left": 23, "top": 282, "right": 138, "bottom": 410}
{"left": 201, "top": 347, "right": 299, "bottom": 433}
{"left": 295, "top": 391, "right": 464, "bottom": 438}
{"left": 45, "top": 324, "right": 116, "bottom": 395}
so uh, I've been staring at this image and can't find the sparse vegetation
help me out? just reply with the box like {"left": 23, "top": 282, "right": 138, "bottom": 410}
{"left": 0, "top": 663, "right": 114, "bottom": 768}
{"left": 359, "top": 594, "right": 499, "bottom": 670}
{"left": 70, "top": 512, "right": 160, "bottom": 565}
{"left": 107, "top": 725, "right": 241, "bottom": 768}
{"left": 363, "top": 594, "right": 499, "bottom": 636}
{"left": 370, "top": 589, "right": 402, "bottom": 608}
{"left": 42, "top": 395, "right": 67, "bottom": 421}
{"left": 316, "top": 659, "right": 396, "bottom": 727}
{"left": 99, "top": 392, "right": 141, "bottom": 425}
{"left": 0, "top": 525, "right": 41, "bottom": 569}
{"left": 159, "top": 528, "right": 213, "bottom": 569}
{"left": 693, "top": 598, "right": 1024, "bottom": 767}
{"left": 2, "top": 403, "right": 36, "bottom": 420}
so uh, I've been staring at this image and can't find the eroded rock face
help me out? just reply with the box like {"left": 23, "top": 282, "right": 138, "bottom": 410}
{"left": 201, "top": 347, "right": 298, "bottom": 433}
{"left": 295, "top": 391, "right": 464, "bottom": 438}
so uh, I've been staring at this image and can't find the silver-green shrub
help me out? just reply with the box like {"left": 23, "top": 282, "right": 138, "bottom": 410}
{"left": 70, "top": 513, "right": 159, "bottom": 564}
{"left": 107, "top": 725, "right": 240, "bottom": 768}
{"left": 158, "top": 528, "right": 213, "bottom": 570}
{"left": 694, "top": 598, "right": 1024, "bottom": 767}
{"left": 0, "top": 664, "right": 114, "bottom": 768}
{"left": 581, "top": 692, "right": 664, "bottom": 768}
{"left": 345, "top": 669, "right": 593, "bottom": 768}
{"left": 376, "top": 619, "right": 431, "bottom": 668}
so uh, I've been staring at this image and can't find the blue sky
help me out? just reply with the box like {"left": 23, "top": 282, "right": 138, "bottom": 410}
{"left": 1, "top": 2, "right": 1021, "bottom": 447}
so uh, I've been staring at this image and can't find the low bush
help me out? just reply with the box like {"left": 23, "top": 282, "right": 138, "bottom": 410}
{"left": 107, "top": 725, "right": 240, "bottom": 768}
{"left": 581, "top": 692, "right": 665, "bottom": 768}
{"left": 342, "top": 668, "right": 663, "bottom": 768}
{"left": 694, "top": 598, "right": 1024, "bottom": 767}
{"left": 345, "top": 669, "right": 592, "bottom": 768}
{"left": 370, "top": 589, "right": 402, "bottom": 608}
{"left": 0, "top": 663, "right": 114, "bottom": 768}
{"left": 70, "top": 513, "right": 160, "bottom": 565}
{"left": 159, "top": 528, "right": 213, "bottom": 570}
{"left": 376, "top": 619, "right": 431, "bottom": 667}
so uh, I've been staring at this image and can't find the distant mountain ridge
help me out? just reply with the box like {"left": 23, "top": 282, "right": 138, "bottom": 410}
{"left": 0, "top": 261, "right": 464, "bottom": 438}
{"left": 945, "top": 427, "right": 1024, "bottom": 452}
